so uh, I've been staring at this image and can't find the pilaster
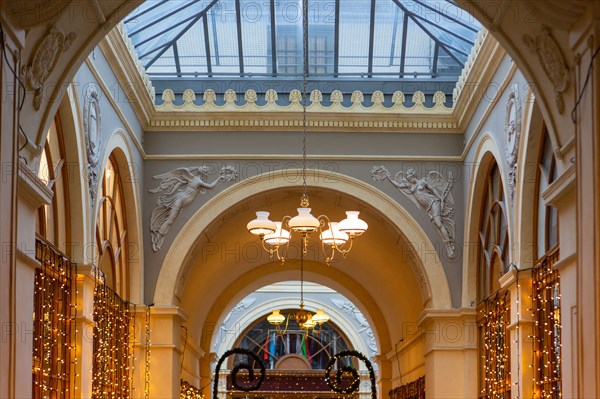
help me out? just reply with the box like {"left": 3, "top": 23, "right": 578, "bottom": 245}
{"left": 417, "top": 308, "right": 477, "bottom": 398}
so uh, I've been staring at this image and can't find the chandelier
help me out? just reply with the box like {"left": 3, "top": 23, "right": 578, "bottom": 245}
{"left": 246, "top": 0, "right": 368, "bottom": 265}
{"left": 267, "top": 251, "right": 330, "bottom": 333}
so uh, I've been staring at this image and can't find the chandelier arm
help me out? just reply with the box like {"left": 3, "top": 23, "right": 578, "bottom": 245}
{"left": 320, "top": 231, "right": 336, "bottom": 265}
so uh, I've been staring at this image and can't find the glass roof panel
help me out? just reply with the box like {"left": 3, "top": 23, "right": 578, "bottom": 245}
{"left": 123, "top": 0, "right": 482, "bottom": 94}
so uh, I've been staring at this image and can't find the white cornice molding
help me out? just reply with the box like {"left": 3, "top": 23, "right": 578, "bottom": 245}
{"left": 18, "top": 159, "right": 53, "bottom": 208}
{"left": 100, "top": 25, "right": 505, "bottom": 134}
{"left": 98, "top": 24, "right": 155, "bottom": 126}
{"left": 542, "top": 162, "right": 576, "bottom": 207}
{"left": 453, "top": 29, "right": 507, "bottom": 131}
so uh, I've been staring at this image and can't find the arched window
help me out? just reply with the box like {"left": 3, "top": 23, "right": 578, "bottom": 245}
{"left": 477, "top": 160, "right": 511, "bottom": 399}
{"left": 33, "top": 115, "right": 75, "bottom": 399}
{"left": 92, "top": 153, "right": 133, "bottom": 399}
{"left": 532, "top": 129, "right": 561, "bottom": 398}
{"left": 233, "top": 317, "right": 352, "bottom": 371}
{"left": 37, "top": 116, "right": 70, "bottom": 251}
{"left": 95, "top": 154, "right": 129, "bottom": 299}
{"left": 478, "top": 162, "right": 509, "bottom": 300}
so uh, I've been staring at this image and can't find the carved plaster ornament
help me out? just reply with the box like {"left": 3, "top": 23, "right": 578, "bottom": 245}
{"left": 3, "top": 0, "right": 71, "bottom": 29}
{"left": 83, "top": 84, "right": 101, "bottom": 205}
{"left": 330, "top": 90, "right": 343, "bottom": 104}
{"left": 213, "top": 297, "right": 257, "bottom": 349}
{"left": 310, "top": 89, "right": 323, "bottom": 105}
{"left": 505, "top": 83, "right": 522, "bottom": 200}
{"left": 523, "top": 26, "right": 570, "bottom": 114}
{"left": 149, "top": 165, "right": 238, "bottom": 251}
{"left": 330, "top": 298, "right": 378, "bottom": 355}
{"left": 22, "top": 25, "right": 76, "bottom": 110}
{"left": 372, "top": 166, "right": 457, "bottom": 259}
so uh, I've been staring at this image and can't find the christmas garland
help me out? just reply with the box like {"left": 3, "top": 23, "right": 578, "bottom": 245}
{"left": 324, "top": 350, "right": 377, "bottom": 399}
{"left": 212, "top": 348, "right": 266, "bottom": 398}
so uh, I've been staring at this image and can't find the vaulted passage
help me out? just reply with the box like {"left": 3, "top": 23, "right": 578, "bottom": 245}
{"left": 1, "top": 1, "right": 599, "bottom": 398}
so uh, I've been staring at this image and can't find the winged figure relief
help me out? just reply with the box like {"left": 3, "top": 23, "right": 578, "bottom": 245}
{"left": 149, "top": 165, "right": 238, "bottom": 251}
{"left": 372, "top": 166, "right": 456, "bottom": 258}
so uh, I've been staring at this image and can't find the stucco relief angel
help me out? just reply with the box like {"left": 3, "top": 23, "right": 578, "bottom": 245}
{"left": 372, "top": 166, "right": 456, "bottom": 258}
{"left": 149, "top": 165, "right": 238, "bottom": 251}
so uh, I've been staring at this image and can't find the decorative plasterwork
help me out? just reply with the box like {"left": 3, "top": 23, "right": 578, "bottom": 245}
{"left": 156, "top": 88, "right": 452, "bottom": 114}
{"left": 372, "top": 166, "right": 456, "bottom": 259}
{"left": 100, "top": 23, "right": 501, "bottom": 132}
{"left": 115, "top": 23, "right": 155, "bottom": 103}
{"left": 149, "top": 165, "right": 238, "bottom": 251}
{"left": 3, "top": 0, "right": 71, "bottom": 29}
{"left": 83, "top": 83, "right": 101, "bottom": 205}
{"left": 523, "top": 26, "right": 571, "bottom": 114}
{"left": 22, "top": 25, "right": 77, "bottom": 110}
{"left": 505, "top": 83, "right": 521, "bottom": 200}
{"left": 453, "top": 28, "right": 488, "bottom": 103}
{"left": 330, "top": 298, "right": 378, "bottom": 356}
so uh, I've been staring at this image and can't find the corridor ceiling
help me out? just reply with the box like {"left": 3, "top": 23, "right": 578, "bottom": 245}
{"left": 123, "top": 0, "right": 481, "bottom": 96}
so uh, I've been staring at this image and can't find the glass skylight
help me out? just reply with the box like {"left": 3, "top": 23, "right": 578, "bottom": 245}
{"left": 123, "top": 0, "right": 481, "bottom": 86}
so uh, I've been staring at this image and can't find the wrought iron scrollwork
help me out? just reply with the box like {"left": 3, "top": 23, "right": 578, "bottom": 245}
{"left": 212, "top": 348, "right": 266, "bottom": 398}
{"left": 324, "top": 350, "right": 377, "bottom": 399}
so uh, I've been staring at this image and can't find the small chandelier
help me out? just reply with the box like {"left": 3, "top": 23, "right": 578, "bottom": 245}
{"left": 247, "top": 0, "right": 368, "bottom": 265}
{"left": 267, "top": 251, "right": 330, "bottom": 333}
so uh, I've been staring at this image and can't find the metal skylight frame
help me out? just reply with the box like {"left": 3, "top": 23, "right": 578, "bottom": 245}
{"left": 123, "top": 0, "right": 481, "bottom": 82}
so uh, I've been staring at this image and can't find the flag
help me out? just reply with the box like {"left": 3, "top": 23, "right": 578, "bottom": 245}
{"left": 263, "top": 333, "right": 269, "bottom": 361}
{"left": 269, "top": 332, "right": 276, "bottom": 361}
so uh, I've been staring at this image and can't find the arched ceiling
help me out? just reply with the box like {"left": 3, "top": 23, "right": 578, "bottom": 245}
{"left": 176, "top": 186, "right": 428, "bottom": 357}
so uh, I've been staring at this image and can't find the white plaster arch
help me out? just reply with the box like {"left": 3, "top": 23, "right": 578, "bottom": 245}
{"left": 515, "top": 94, "right": 545, "bottom": 269}
{"left": 95, "top": 129, "right": 145, "bottom": 302}
{"left": 462, "top": 132, "right": 513, "bottom": 307}
{"left": 212, "top": 296, "right": 375, "bottom": 369}
{"left": 154, "top": 169, "right": 452, "bottom": 310}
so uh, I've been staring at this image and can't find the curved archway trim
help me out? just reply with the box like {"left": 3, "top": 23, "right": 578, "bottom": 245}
{"left": 154, "top": 169, "right": 452, "bottom": 309}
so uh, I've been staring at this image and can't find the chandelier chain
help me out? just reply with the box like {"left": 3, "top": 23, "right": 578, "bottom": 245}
{"left": 301, "top": 0, "right": 308, "bottom": 200}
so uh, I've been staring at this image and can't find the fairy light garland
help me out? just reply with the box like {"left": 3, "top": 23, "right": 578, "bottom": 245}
{"left": 324, "top": 350, "right": 377, "bottom": 399}
{"left": 479, "top": 291, "right": 511, "bottom": 399}
{"left": 91, "top": 268, "right": 134, "bottom": 399}
{"left": 145, "top": 306, "right": 151, "bottom": 399}
{"left": 389, "top": 376, "right": 425, "bottom": 399}
{"left": 33, "top": 238, "right": 76, "bottom": 398}
{"left": 213, "top": 348, "right": 266, "bottom": 398}
{"left": 180, "top": 380, "right": 204, "bottom": 399}
{"left": 531, "top": 248, "right": 562, "bottom": 398}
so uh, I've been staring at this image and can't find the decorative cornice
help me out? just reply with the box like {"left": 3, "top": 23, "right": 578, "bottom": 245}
{"left": 101, "top": 25, "right": 506, "bottom": 133}
{"left": 156, "top": 88, "right": 452, "bottom": 114}
{"left": 18, "top": 159, "right": 53, "bottom": 208}
{"left": 148, "top": 112, "right": 460, "bottom": 132}
{"left": 99, "top": 24, "right": 155, "bottom": 126}
{"left": 453, "top": 28, "right": 488, "bottom": 103}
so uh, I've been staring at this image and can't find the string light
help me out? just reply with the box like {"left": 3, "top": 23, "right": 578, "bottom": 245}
{"left": 91, "top": 269, "right": 134, "bottom": 399}
{"left": 479, "top": 291, "right": 511, "bottom": 399}
{"left": 389, "top": 376, "right": 425, "bottom": 399}
{"left": 324, "top": 350, "right": 377, "bottom": 399}
{"left": 532, "top": 248, "right": 562, "bottom": 399}
{"left": 145, "top": 305, "right": 151, "bottom": 399}
{"left": 180, "top": 380, "right": 204, "bottom": 399}
{"left": 33, "top": 238, "right": 76, "bottom": 398}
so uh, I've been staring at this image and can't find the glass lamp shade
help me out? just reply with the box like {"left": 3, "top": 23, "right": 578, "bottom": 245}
{"left": 288, "top": 208, "right": 320, "bottom": 233}
{"left": 247, "top": 211, "right": 277, "bottom": 236}
{"left": 319, "top": 222, "right": 349, "bottom": 245}
{"left": 263, "top": 222, "right": 291, "bottom": 246}
{"left": 311, "top": 309, "right": 330, "bottom": 324}
{"left": 337, "top": 211, "right": 368, "bottom": 236}
{"left": 301, "top": 317, "right": 316, "bottom": 329}
{"left": 267, "top": 310, "right": 286, "bottom": 325}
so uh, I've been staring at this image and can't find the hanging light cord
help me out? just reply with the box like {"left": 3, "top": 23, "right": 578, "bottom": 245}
{"left": 301, "top": 0, "right": 309, "bottom": 203}
{"left": 300, "top": 249, "right": 304, "bottom": 306}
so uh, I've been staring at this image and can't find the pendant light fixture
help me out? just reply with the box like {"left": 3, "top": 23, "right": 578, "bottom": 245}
{"left": 247, "top": 0, "right": 368, "bottom": 265}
